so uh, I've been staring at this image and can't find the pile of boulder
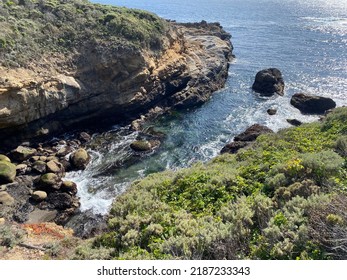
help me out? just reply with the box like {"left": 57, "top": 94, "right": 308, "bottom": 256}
{"left": 0, "top": 133, "right": 91, "bottom": 225}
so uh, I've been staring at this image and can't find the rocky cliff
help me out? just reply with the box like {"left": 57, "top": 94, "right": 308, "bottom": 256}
{"left": 0, "top": 1, "right": 233, "bottom": 148}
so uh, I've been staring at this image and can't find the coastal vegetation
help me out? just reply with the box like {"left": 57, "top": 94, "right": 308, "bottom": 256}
{"left": 0, "top": 0, "right": 168, "bottom": 67}
{"left": 74, "top": 107, "right": 347, "bottom": 260}
{"left": 0, "top": 0, "right": 346, "bottom": 261}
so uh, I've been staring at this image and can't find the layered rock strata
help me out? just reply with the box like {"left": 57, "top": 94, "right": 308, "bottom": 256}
{"left": 0, "top": 21, "right": 233, "bottom": 148}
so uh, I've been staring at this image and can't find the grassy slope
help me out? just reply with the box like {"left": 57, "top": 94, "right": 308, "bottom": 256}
{"left": 0, "top": 0, "right": 168, "bottom": 67}
{"left": 75, "top": 107, "right": 347, "bottom": 260}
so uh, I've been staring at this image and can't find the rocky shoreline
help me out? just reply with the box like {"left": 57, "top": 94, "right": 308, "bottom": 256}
{"left": 0, "top": 21, "right": 233, "bottom": 149}
{"left": 0, "top": 133, "right": 90, "bottom": 228}
{"left": 0, "top": 20, "right": 233, "bottom": 238}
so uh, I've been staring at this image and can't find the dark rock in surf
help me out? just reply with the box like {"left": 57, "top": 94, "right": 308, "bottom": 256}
{"left": 267, "top": 108, "right": 277, "bottom": 115}
{"left": 290, "top": 93, "right": 336, "bottom": 114}
{"left": 234, "top": 124, "right": 274, "bottom": 142}
{"left": 130, "top": 140, "right": 152, "bottom": 152}
{"left": 69, "top": 148, "right": 90, "bottom": 170}
{"left": 221, "top": 141, "right": 249, "bottom": 154}
{"left": 221, "top": 124, "right": 273, "bottom": 154}
{"left": 287, "top": 119, "right": 303, "bottom": 126}
{"left": 252, "top": 68, "right": 285, "bottom": 96}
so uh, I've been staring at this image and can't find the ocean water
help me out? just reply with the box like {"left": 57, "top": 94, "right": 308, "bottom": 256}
{"left": 67, "top": 0, "right": 347, "bottom": 214}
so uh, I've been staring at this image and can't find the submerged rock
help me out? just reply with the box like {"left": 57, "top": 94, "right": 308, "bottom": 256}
{"left": 290, "top": 93, "right": 336, "bottom": 114}
{"left": 130, "top": 140, "right": 152, "bottom": 152}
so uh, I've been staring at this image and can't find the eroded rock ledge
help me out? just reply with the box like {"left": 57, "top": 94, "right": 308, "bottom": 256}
{"left": 0, "top": 21, "right": 233, "bottom": 148}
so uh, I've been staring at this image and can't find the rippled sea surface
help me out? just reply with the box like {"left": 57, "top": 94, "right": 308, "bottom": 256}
{"left": 67, "top": 0, "right": 347, "bottom": 214}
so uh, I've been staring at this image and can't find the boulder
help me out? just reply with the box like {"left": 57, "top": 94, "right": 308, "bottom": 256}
{"left": 252, "top": 68, "right": 285, "bottom": 96}
{"left": 267, "top": 108, "right": 277, "bottom": 115}
{"left": 32, "top": 160, "right": 47, "bottom": 174}
{"left": 61, "top": 180, "right": 78, "bottom": 195}
{"left": 78, "top": 132, "right": 92, "bottom": 143}
{"left": 70, "top": 148, "right": 90, "bottom": 170}
{"left": 46, "top": 160, "right": 65, "bottom": 175}
{"left": 290, "top": 93, "right": 336, "bottom": 114}
{"left": 0, "top": 191, "right": 15, "bottom": 206}
{"left": 287, "top": 119, "right": 302, "bottom": 126}
{"left": 221, "top": 141, "right": 250, "bottom": 154}
{"left": 32, "top": 190, "right": 48, "bottom": 201}
{"left": 0, "top": 154, "right": 11, "bottom": 163}
{"left": 130, "top": 140, "right": 152, "bottom": 152}
{"left": 10, "top": 146, "right": 37, "bottom": 162}
{"left": 16, "top": 163, "right": 28, "bottom": 175}
{"left": 0, "top": 161, "right": 16, "bottom": 184}
{"left": 56, "top": 146, "right": 72, "bottom": 157}
{"left": 0, "top": 218, "right": 5, "bottom": 225}
{"left": 38, "top": 173, "right": 61, "bottom": 191}
{"left": 47, "top": 192, "right": 74, "bottom": 210}
{"left": 234, "top": 124, "right": 274, "bottom": 142}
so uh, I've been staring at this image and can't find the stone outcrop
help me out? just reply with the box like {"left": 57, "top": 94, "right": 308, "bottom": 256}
{"left": 234, "top": 124, "right": 274, "bottom": 142}
{"left": 0, "top": 21, "right": 233, "bottom": 147}
{"left": 287, "top": 119, "right": 302, "bottom": 126}
{"left": 221, "top": 124, "right": 273, "bottom": 154}
{"left": 252, "top": 68, "right": 284, "bottom": 96}
{"left": 290, "top": 93, "right": 336, "bottom": 114}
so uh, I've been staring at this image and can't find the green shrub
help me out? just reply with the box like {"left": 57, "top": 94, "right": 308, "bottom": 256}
{"left": 0, "top": 0, "right": 168, "bottom": 66}
{"left": 300, "top": 151, "right": 344, "bottom": 185}
{"left": 0, "top": 224, "right": 25, "bottom": 248}
{"left": 335, "top": 136, "right": 347, "bottom": 157}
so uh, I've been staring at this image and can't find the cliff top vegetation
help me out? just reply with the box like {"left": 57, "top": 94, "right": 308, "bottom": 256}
{"left": 0, "top": 0, "right": 168, "bottom": 67}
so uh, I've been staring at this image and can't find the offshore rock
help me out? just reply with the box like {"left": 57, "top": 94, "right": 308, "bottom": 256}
{"left": 0, "top": 21, "right": 233, "bottom": 148}
{"left": 290, "top": 93, "right": 336, "bottom": 114}
{"left": 252, "top": 68, "right": 284, "bottom": 96}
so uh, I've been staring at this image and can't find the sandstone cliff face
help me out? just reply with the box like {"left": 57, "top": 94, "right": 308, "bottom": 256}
{"left": 0, "top": 21, "right": 233, "bottom": 147}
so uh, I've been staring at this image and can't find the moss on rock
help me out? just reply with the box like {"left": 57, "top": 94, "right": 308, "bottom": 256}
{"left": 70, "top": 148, "right": 90, "bottom": 170}
{"left": 0, "top": 161, "right": 16, "bottom": 184}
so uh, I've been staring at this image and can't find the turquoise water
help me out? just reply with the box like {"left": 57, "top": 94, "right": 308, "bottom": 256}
{"left": 68, "top": 0, "right": 347, "bottom": 213}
